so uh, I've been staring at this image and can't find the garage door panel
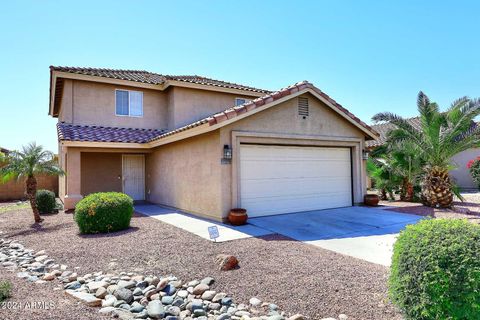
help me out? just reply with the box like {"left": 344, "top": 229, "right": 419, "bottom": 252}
{"left": 240, "top": 145, "right": 352, "bottom": 217}
{"left": 241, "top": 161, "right": 350, "bottom": 180}
{"left": 242, "top": 193, "right": 351, "bottom": 216}
{"left": 240, "top": 177, "right": 351, "bottom": 198}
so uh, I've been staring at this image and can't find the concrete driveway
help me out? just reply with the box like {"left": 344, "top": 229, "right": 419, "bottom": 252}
{"left": 248, "top": 206, "right": 423, "bottom": 266}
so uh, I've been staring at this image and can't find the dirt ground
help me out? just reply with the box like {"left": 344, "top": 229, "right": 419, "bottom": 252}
{"left": 0, "top": 204, "right": 402, "bottom": 320}
{"left": 380, "top": 192, "right": 480, "bottom": 223}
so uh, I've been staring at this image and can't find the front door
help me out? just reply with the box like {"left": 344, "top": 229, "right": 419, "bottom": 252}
{"left": 122, "top": 155, "right": 145, "bottom": 201}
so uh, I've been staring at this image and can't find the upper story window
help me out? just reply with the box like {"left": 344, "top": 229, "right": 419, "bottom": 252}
{"left": 115, "top": 89, "right": 143, "bottom": 117}
{"left": 235, "top": 98, "right": 251, "bottom": 106}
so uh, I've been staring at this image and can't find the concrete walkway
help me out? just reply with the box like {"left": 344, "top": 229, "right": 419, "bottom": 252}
{"left": 135, "top": 204, "right": 272, "bottom": 242}
{"left": 248, "top": 206, "right": 424, "bottom": 266}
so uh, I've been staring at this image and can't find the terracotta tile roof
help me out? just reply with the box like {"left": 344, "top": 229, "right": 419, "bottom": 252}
{"left": 50, "top": 66, "right": 270, "bottom": 94}
{"left": 365, "top": 117, "right": 422, "bottom": 149}
{"left": 57, "top": 123, "right": 165, "bottom": 143}
{"left": 366, "top": 117, "right": 479, "bottom": 149}
{"left": 149, "top": 81, "right": 378, "bottom": 142}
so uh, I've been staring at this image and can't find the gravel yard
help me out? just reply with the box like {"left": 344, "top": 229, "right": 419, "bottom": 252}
{"left": 0, "top": 267, "right": 108, "bottom": 320}
{"left": 0, "top": 205, "right": 402, "bottom": 320}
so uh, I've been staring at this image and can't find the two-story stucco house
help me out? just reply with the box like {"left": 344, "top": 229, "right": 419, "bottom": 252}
{"left": 49, "top": 66, "right": 378, "bottom": 221}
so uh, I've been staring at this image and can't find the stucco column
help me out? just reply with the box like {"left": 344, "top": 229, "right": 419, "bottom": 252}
{"left": 64, "top": 148, "right": 83, "bottom": 210}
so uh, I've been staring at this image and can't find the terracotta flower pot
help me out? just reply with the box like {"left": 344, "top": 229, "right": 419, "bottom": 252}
{"left": 364, "top": 194, "right": 380, "bottom": 206}
{"left": 228, "top": 208, "right": 248, "bottom": 226}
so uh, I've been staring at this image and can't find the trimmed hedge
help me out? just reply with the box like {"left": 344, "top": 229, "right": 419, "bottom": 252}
{"left": 389, "top": 219, "right": 480, "bottom": 320}
{"left": 36, "top": 189, "right": 56, "bottom": 214}
{"left": 74, "top": 192, "right": 133, "bottom": 234}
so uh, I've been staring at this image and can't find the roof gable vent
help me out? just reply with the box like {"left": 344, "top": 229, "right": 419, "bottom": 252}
{"left": 298, "top": 97, "right": 309, "bottom": 118}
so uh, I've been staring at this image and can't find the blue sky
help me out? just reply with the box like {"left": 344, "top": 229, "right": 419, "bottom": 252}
{"left": 0, "top": 1, "right": 479, "bottom": 152}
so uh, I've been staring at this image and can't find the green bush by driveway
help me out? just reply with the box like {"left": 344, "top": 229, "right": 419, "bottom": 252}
{"left": 389, "top": 219, "right": 480, "bottom": 320}
{"left": 74, "top": 192, "right": 133, "bottom": 234}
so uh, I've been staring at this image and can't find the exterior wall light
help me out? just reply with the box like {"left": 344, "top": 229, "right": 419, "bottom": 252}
{"left": 362, "top": 150, "right": 369, "bottom": 160}
{"left": 222, "top": 145, "right": 232, "bottom": 164}
{"left": 223, "top": 145, "right": 232, "bottom": 159}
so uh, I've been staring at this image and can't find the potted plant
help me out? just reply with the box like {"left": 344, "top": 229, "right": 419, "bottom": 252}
{"left": 364, "top": 194, "right": 380, "bottom": 206}
{"left": 228, "top": 208, "right": 248, "bottom": 225}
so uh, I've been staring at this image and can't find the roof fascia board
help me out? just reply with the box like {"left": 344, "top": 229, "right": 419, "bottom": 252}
{"left": 52, "top": 72, "right": 267, "bottom": 96}
{"left": 53, "top": 71, "right": 163, "bottom": 90}
{"left": 61, "top": 140, "right": 151, "bottom": 149}
{"left": 49, "top": 71, "right": 57, "bottom": 116}
{"left": 162, "top": 80, "right": 266, "bottom": 97}
{"left": 148, "top": 123, "right": 211, "bottom": 147}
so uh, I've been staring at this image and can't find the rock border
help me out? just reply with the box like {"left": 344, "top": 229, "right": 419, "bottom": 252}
{"left": 0, "top": 238, "right": 348, "bottom": 320}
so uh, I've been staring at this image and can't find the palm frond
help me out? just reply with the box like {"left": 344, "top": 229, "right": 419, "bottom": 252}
{"left": 417, "top": 91, "right": 430, "bottom": 110}
{"left": 372, "top": 112, "right": 425, "bottom": 148}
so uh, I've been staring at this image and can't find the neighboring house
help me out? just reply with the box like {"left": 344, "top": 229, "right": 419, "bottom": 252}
{"left": 366, "top": 118, "right": 479, "bottom": 190}
{"left": 49, "top": 66, "right": 378, "bottom": 221}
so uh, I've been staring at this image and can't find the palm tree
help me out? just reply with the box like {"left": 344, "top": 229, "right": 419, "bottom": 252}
{"left": 0, "top": 143, "right": 64, "bottom": 223}
{"left": 372, "top": 92, "right": 480, "bottom": 208}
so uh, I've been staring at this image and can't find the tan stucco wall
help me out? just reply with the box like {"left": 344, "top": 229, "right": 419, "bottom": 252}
{"left": 167, "top": 87, "right": 258, "bottom": 130}
{"left": 220, "top": 94, "right": 366, "bottom": 138}
{"left": 58, "top": 145, "right": 66, "bottom": 201}
{"left": 81, "top": 152, "right": 122, "bottom": 195}
{"left": 451, "top": 148, "right": 480, "bottom": 190}
{"left": 59, "top": 79, "right": 169, "bottom": 130}
{"left": 145, "top": 131, "right": 223, "bottom": 220}
{"left": 59, "top": 146, "right": 151, "bottom": 209}
{"left": 218, "top": 93, "right": 368, "bottom": 219}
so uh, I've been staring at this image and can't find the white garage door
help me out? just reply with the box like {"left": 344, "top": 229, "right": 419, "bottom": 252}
{"left": 240, "top": 144, "right": 352, "bottom": 217}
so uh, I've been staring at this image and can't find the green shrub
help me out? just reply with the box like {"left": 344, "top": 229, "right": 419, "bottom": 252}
{"left": 36, "top": 189, "right": 56, "bottom": 214}
{"left": 0, "top": 280, "right": 11, "bottom": 302}
{"left": 389, "top": 219, "right": 480, "bottom": 319}
{"left": 74, "top": 192, "right": 133, "bottom": 234}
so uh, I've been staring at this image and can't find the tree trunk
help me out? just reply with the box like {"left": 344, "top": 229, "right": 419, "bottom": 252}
{"left": 406, "top": 183, "right": 414, "bottom": 202}
{"left": 380, "top": 188, "right": 388, "bottom": 200}
{"left": 421, "top": 166, "right": 453, "bottom": 208}
{"left": 26, "top": 175, "right": 42, "bottom": 223}
{"left": 401, "top": 178, "right": 414, "bottom": 202}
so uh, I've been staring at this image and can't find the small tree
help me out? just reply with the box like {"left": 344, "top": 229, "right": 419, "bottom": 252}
{"left": 0, "top": 143, "right": 64, "bottom": 223}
